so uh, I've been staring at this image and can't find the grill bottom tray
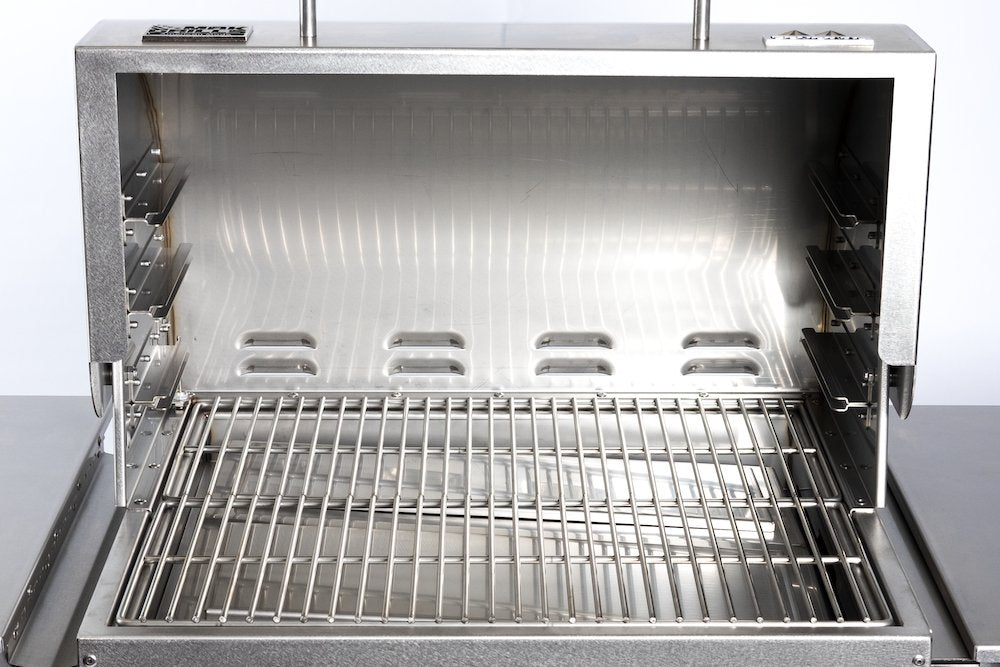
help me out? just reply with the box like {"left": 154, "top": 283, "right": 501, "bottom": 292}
{"left": 116, "top": 394, "right": 889, "bottom": 628}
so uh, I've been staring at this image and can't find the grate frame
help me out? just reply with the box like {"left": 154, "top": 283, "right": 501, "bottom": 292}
{"left": 115, "top": 393, "right": 891, "bottom": 628}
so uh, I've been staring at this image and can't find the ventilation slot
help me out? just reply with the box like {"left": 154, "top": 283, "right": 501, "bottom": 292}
{"left": 388, "top": 358, "right": 465, "bottom": 376}
{"left": 536, "top": 332, "right": 613, "bottom": 349}
{"left": 240, "top": 332, "right": 317, "bottom": 349}
{"left": 536, "top": 358, "right": 613, "bottom": 376}
{"left": 682, "top": 332, "right": 760, "bottom": 349}
{"left": 682, "top": 359, "right": 761, "bottom": 376}
{"left": 388, "top": 332, "right": 465, "bottom": 349}
{"left": 238, "top": 360, "right": 317, "bottom": 376}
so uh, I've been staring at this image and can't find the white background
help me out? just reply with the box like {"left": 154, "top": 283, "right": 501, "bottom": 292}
{"left": 0, "top": 1, "right": 996, "bottom": 404}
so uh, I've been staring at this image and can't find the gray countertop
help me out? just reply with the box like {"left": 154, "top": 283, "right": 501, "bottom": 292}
{"left": 889, "top": 405, "right": 1000, "bottom": 664}
{"left": 0, "top": 397, "right": 104, "bottom": 665}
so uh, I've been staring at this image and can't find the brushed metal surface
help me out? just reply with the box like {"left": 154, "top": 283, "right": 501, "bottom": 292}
{"left": 77, "top": 22, "right": 935, "bottom": 374}
{"left": 161, "top": 74, "right": 842, "bottom": 393}
{"left": 890, "top": 407, "right": 1000, "bottom": 664}
{"left": 0, "top": 397, "right": 106, "bottom": 662}
{"left": 9, "top": 457, "right": 119, "bottom": 667}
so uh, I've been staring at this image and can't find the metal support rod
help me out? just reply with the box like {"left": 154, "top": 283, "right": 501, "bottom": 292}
{"left": 111, "top": 359, "right": 126, "bottom": 507}
{"left": 693, "top": 0, "right": 710, "bottom": 47}
{"left": 300, "top": 0, "right": 317, "bottom": 40}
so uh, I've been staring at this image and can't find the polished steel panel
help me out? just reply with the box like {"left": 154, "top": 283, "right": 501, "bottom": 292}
{"left": 77, "top": 22, "right": 934, "bottom": 374}
{"left": 162, "top": 75, "right": 844, "bottom": 393}
{"left": 0, "top": 398, "right": 106, "bottom": 662}
{"left": 879, "top": 62, "right": 935, "bottom": 367}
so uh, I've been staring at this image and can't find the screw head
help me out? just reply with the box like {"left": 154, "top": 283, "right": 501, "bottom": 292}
{"left": 133, "top": 498, "right": 147, "bottom": 506}
{"left": 391, "top": 392, "right": 402, "bottom": 399}
{"left": 493, "top": 392, "right": 504, "bottom": 399}
{"left": 83, "top": 655, "right": 98, "bottom": 666}
{"left": 912, "top": 655, "right": 925, "bottom": 666}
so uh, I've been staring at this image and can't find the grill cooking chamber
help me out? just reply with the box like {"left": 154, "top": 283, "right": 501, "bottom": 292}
{"left": 75, "top": 20, "right": 935, "bottom": 666}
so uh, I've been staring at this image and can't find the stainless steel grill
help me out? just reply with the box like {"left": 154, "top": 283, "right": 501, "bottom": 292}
{"left": 116, "top": 394, "right": 888, "bottom": 627}
{"left": 71, "top": 15, "right": 938, "bottom": 666}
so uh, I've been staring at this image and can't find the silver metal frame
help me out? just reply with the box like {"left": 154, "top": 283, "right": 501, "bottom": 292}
{"left": 74, "top": 20, "right": 936, "bottom": 665}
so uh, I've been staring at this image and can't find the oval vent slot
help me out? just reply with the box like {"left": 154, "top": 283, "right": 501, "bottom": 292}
{"left": 240, "top": 332, "right": 316, "bottom": 349}
{"left": 388, "top": 332, "right": 465, "bottom": 349}
{"left": 536, "top": 332, "right": 613, "bottom": 349}
{"left": 536, "top": 358, "right": 613, "bottom": 376}
{"left": 388, "top": 358, "right": 465, "bottom": 376}
{"left": 682, "top": 332, "right": 760, "bottom": 349}
{"left": 238, "top": 359, "right": 317, "bottom": 376}
{"left": 682, "top": 359, "right": 761, "bottom": 376}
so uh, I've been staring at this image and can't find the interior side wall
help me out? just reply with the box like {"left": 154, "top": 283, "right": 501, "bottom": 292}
{"left": 150, "top": 75, "right": 850, "bottom": 393}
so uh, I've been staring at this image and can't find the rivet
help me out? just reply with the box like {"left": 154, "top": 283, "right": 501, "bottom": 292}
{"left": 493, "top": 392, "right": 504, "bottom": 399}
{"left": 912, "top": 655, "right": 925, "bottom": 666}
{"left": 83, "top": 655, "right": 97, "bottom": 666}
{"left": 391, "top": 392, "right": 402, "bottom": 399}
{"left": 133, "top": 498, "right": 147, "bottom": 506}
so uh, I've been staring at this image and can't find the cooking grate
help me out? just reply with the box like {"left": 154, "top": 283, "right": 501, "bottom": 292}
{"left": 116, "top": 394, "right": 889, "bottom": 627}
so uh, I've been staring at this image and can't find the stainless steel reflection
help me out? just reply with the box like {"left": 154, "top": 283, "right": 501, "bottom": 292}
{"left": 76, "top": 22, "right": 935, "bottom": 369}
{"left": 164, "top": 76, "right": 836, "bottom": 394}
{"left": 72, "top": 19, "right": 937, "bottom": 667}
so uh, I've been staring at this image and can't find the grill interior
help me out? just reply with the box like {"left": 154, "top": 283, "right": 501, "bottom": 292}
{"left": 117, "top": 394, "right": 889, "bottom": 627}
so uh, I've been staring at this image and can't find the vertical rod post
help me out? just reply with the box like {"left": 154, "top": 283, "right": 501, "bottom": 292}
{"left": 693, "top": 0, "right": 710, "bottom": 48}
{"left": 111, "top": 359, "right": 127, "bottom": 507}
{"left": 300, "top": 0, "right": 317, "bottom": 41}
